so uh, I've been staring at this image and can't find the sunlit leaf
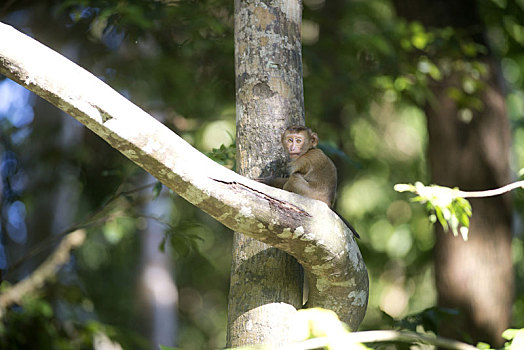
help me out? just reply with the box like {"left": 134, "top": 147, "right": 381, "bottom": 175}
{"left": 395, "top": 182, "right": 472, "bottom": 240}
{"left": 476, "top": 342, "right": 492, "bottom": 349}
{"left": 460, "top": 226, "right": 469, "bottom": 241}
{"left": 503, "top": 328, "right": 524, "bottom": 340}
{"left": 504, "top": 328, "right": 524, "bottom": 350}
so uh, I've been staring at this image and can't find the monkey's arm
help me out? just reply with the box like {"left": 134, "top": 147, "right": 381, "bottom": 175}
{"left": 256, "top": 176, "right": 288, "bottom": 189}
{"left": 282, "top": 173, "right": 332, "bottom": 205}
{"left": 282, "top": 173, "right": 309, "bottom": 193}
{"left": 287, "top": 148, "right": 329, "bottom": 176}
{"left": 287, "top": 156, "right": 311, "bottom": 175}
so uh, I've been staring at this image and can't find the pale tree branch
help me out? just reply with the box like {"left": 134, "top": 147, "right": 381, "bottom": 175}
{"left": 0, "top": 230, "right": 86, "bottom": 318}
{"left": 0, "top": 22, "right": 368, "bottom": 328}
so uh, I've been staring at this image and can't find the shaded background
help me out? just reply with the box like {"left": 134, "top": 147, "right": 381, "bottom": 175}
{"left": 1, "top": 0, "right": 523, "bottom": 348}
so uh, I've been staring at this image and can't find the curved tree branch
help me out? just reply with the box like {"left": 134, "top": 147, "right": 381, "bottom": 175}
{"left": 0, "top": 22, "right": 368, "bottom": 328}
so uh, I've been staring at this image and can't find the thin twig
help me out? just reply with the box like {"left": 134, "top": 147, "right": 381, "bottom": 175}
{"left": 281, "top": 330, "right": 477, "bottom": 350}
{"left": 456, "top": 180, "right": 524, "bottom": 198}
{"left": 6, "top": 182, "right": 158, "bottom": 276}
{"left": 0, "top": 230, "right": 86, "bottom": 318}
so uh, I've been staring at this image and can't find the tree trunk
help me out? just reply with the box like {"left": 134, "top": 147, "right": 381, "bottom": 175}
{"left": 393, "top": 0, "right": 514, "bottom": 345}
{"left": 227, "top": 0, "right": 305, "bottom": 347}
{"left": 138, "top": 177, "right": 177, "bottom": 348}
{"left": 427, "top": 59, "right": 513, "bottom": 346}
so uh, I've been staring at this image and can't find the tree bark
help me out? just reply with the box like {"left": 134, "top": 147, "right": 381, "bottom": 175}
{"left": 427, "top": 60, "right": 513, "bottom": 346}
{"left": 393, "top": 1, "right": 514, "bottom": 345}
{"left": 228, "top": 0, "right": 305, "bottom": 346}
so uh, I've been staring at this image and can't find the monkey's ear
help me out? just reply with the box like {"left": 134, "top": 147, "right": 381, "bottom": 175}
{"left": 310, "top": 132, "right": 319, "bottom": 147}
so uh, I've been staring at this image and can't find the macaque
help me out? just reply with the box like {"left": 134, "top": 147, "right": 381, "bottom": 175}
{"left": 260, "top": 125, "right": 359, "bottom": 238}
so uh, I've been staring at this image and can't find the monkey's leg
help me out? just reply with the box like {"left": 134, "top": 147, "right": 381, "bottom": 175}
{"left": 284, "top": 174, "right": 331, "bottom": 206}
{"left": 256, "top": 176, "right": 288, "bottom": 189}
{"left": 282, "top": 173, "right": 308, "bottom": 195}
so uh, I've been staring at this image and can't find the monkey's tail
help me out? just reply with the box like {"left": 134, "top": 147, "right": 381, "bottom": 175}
{"left": 333, "top": 210, "right": 360, "bottom": 239}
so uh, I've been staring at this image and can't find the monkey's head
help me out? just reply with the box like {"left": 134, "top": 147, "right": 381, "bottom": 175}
{"left": 281, "top": 125, "right": 319, "bottom": 160}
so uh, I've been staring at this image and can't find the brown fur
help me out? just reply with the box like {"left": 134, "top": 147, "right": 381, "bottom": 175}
{"left": 265, "top": 126, "right": 337, "bottom": 207}
{"left": 258, "top": 125, "right": 359, "bottom": 238}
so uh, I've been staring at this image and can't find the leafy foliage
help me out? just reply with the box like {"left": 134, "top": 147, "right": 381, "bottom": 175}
{"left": 207, "top": 143, "right": 236, "bottom": 170}
{"left": 386, "top": 307, "right": 459, "bottom": 334}
{"left": 159, "top": 220, "right": 205, "bottom": 257}
{"left": 395, "top": 182, "right": 472, "bottom": 240}
{"left": 0, "top": 282, "right": 107, "bottom": 350}
{"left": 502, "top": 329, "right": 524, "bottom": 350}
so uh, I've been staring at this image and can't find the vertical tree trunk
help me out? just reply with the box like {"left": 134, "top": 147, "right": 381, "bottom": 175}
{"left": 427, "top": 59, "right": 513, "bottom": 346}
{"left": 227, "top": 0, "right": 305, "bottom": 347}
{"left": 139, "top": 178, "right": 177, "bottom": 348}
{"left": 393, "top": 0, "right": 514, "bottom": 345}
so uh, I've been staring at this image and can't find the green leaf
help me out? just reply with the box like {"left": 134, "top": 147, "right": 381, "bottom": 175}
{"left": 207, "top": 143, "right": 236, "bottom": 170}
{"left": 395, "top": 182, "right": 472, "bottom": 240}
{"left": 152, "top": 181, "right": 163, "bottom": 199}
{"left": 502, "top": 329, "right": 521, "bottom": 340}
{"left": 475, "top": 342, "right": 492, "bottom": 349}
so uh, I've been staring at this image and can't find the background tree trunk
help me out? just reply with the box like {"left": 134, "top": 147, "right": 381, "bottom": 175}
{"left": 393, "top": 0, "right": 514, "bottom": 346}
{"left": 427, "top": 59, "right": 513, "bottom": 346}
{"left": 227, "top": 0, "right": 305, "bottom": 346}
{"left": 138, "top": 177, "right": 177, "bottom": 348}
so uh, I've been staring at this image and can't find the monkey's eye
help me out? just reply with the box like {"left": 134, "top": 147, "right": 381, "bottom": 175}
{"left": 296, "top": 138, "right": 302, "bottom": 143}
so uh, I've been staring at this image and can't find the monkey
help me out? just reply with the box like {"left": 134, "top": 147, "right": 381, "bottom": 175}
{"left": 259, "top": 125, "right": 360, "bottom": 238}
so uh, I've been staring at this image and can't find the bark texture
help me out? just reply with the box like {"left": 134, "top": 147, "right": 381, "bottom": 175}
{"left": 228, "top": 0, "right": 305, "bottom": 346}
{"left": 392, "top": 1, "right": 514, "bottom": 345}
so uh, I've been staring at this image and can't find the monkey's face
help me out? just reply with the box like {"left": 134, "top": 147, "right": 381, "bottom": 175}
{"left": 284, "top": 132, "right": 310, "bottom": 160}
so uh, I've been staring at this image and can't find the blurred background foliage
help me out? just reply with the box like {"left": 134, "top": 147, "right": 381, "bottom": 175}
{"left": 0, "top": 0, "right": 523, "bottom": 349}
